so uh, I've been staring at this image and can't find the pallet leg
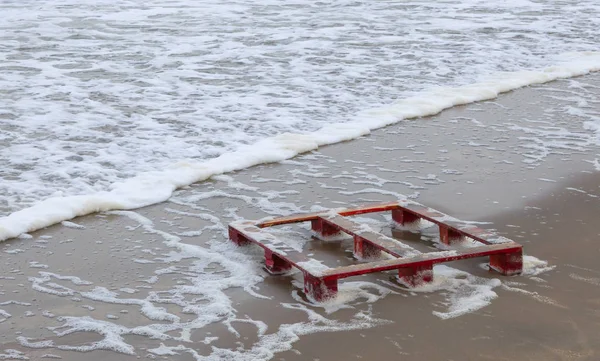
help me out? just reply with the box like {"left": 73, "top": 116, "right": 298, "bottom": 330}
{"left": 264, "top": 249, "right": 292, "bottom": 274}
{"left": 392, "top": 209, "right": 420, "bottom": 226}
{"left": 303, "top": 273, "right": 338, "bottom": 301}
{"left": 353, "top": 235, "right": 381, "bottom": 259}
{"left": 229, "top": 226, "right": 250, "bottom": 246}
{"left": 311, "top": 219, "right": 340, "bottom": 238}
{"left": 398, "top": 264, "right": 434, "bottom": 287}
{"left": 489, "top": 249, "right": 523, "bottom": 276}
{"left": 439, "top": 226, "right": 462, "bottom": 245}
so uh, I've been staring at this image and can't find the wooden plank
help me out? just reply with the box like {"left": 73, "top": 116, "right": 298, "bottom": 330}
{"left": 401, "top": 203, "right": 452, "bottom": 224}
{"left": 256, "top": 201, "right": 400, "bottom": 228}
{"left": 400, "top": 205, "right": 513, "bottom": 245}
{"left": 319, "top": 214, "right": 421, "bottom": 258}
{"left": 337, "top": 201, "right": 400, "bottom": 217}
{"left": 230, "top": 222, "right": 311, "bottom": 265}
{"left": 323, "top": 243, "right": 522, "bottom": 279}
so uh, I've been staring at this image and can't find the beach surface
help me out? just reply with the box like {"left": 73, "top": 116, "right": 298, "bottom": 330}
{"left": 1, "top": 74, "right": 600, "bottom": 360}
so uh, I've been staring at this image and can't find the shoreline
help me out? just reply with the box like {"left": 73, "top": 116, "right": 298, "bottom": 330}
{"left": 2, "top": 53, "right": 600, "bottom": 242}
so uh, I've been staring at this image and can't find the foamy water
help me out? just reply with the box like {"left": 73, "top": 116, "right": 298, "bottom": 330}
{"left": 2, "top": 0, "right": 600, "bottom": 240}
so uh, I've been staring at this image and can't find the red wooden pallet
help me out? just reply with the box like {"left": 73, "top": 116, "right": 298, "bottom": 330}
{"left": 228, "top": 200, "right": 523, "bottom": 301}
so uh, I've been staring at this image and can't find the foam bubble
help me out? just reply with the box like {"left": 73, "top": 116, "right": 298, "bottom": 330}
{"left": 522, "top": 255, "right": 556, "bottom": 276}
{"left": 291, "top": 280, "right": 395, "bottom": 314}
{"left": 0, "top": 309, "right": 11, "bottom": 323}
{"left": 0, "top": 349, "right": 28, "bottom": 360}
{"left": 384, "top": 265, "right": 502, "bottom": 320}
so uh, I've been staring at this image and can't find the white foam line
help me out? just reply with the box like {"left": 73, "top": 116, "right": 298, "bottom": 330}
{"left": 500, "top": 284, "right": 567, "bottom": 309}
{"left": 2, "top": 52, "right": 600, "bottom": 242}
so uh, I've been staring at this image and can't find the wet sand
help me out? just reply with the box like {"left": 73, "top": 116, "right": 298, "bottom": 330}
{"left": 2, "top": 73, "right": 600, "bottom": 360}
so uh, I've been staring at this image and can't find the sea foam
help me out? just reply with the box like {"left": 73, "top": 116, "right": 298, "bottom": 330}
{"left": 1, "top": 52, "right": 600, "bottom": 242}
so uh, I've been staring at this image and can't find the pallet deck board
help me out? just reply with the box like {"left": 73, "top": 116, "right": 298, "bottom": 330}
{"left": 318, "top": 214, "right": 422, "bottom": 258}
{"left": 256, "top": 201, "right": 401, "bottom": 228}
{"left": 230, "top": 221, "right": 312, "bottom": 265}
{"left": 322, "top": 243, "right": 521, "bottom": 279}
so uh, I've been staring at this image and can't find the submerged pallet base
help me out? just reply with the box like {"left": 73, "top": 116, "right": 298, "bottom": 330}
{"left": 228, "top": 200, "right": 523, "bottom": 301}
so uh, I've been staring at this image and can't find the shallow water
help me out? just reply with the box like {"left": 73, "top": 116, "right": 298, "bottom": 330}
{"left": 1, "top": 0, "right": 600, "bottom": 215}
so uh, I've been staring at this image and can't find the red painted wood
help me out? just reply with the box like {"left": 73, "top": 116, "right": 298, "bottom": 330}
{"left": 353, "top": 235, "right": 381, "bottom": 259}
{"left": 229, "top": 223, "right": 311, "bottom": 265}
{"left": 303, "top": 273, "right": 338, "bottom": 302}
{"left": 489, "top": 248, "right": 523, "bottom": 276}
{"left": 398, "top": 264, "right": 433, "bottom": 287}
{"left": 321, "top": 244, "right": 522, "bottom": 279}
{"left": 228, "top": 226, "right": 250, "bottom": 246}
{"left": 229, "top": 200, "right": 525, "bottom": 299}
{"left": 311, "top": 218, "right": 341, "bottom": 237}
{"left": 440, "top": 225, "right": 463, "bottom": 245}
{"left": 257, "top": 201, "right": 401, "bottom": 228}
{"left": 317, "top": 214, "right": 420, "bottom": 258}
{"left": 391, "top": 208, "right": 421, "bottom": 225}
{"left": 264, "top": 249, "right": 293, "bottom": 274}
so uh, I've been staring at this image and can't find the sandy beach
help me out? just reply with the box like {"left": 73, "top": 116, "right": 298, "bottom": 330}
{"left": 2, "top": 73, "right": 600, "bottom": 360}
